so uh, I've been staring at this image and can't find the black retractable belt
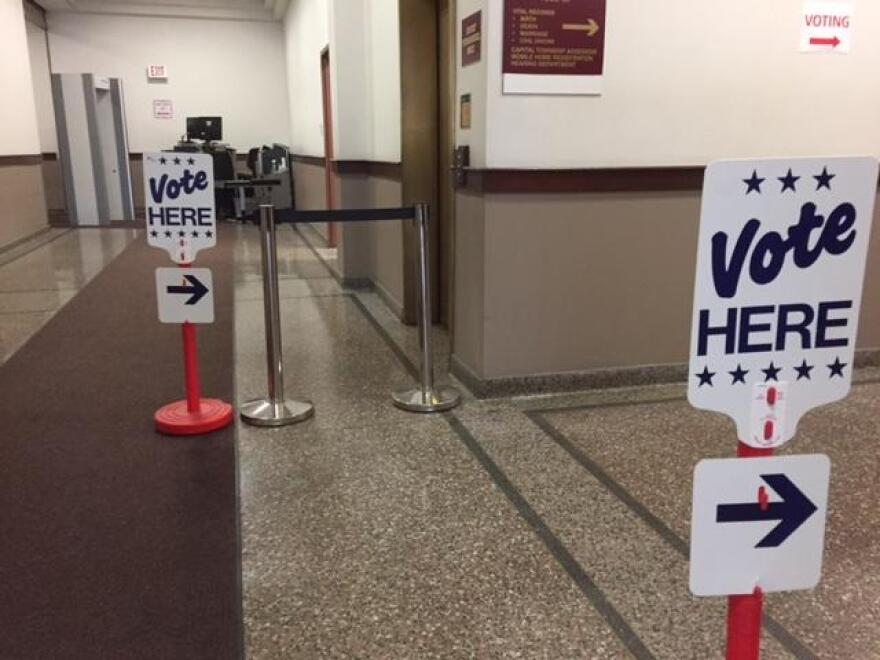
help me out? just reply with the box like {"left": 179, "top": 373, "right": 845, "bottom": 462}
{"left": 241, "top": 202, "right": 460, "bottom": 419}
{"left": 274, "top": 206, "right": 416, "bottom": 224}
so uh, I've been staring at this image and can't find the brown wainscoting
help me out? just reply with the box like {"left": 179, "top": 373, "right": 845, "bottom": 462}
{"left": 290, "top": 154, "right": 403, "bottom": 181}
{"left": 42, "top": 152, "right": 58, "bottom": 161}
{"left": 48, "top": 209, "right": 69, "bottom": 227}
{"left": 462, "top": 166, "right": 706, "bottom": 194}
{"left": 333, "top": 160, "right": 402, "bottom": 181}
{"left": 0, "top": 155, "right": 43, "bottom": 167}
{"left": 290, "top": 154, "right": 325, "bottom": 167}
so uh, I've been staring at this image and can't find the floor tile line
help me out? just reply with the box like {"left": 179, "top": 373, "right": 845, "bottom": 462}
{"left": 345, "top": 281, "right": 652, "bottom": 655}
{"left": 525, "top": 395, "right": 686, "bottom": 416}
{"left": 443, "top": 412, "right": 655, "bottom": 660}
{"left": 0, "top": 229, "right": 73, "bottom": 269}
{"left": 0, "top": 309, "right": 58, "bottom": 317}
{"left": 346, "top": 293, "right": 419, "bottom": 381}
{"left": 524, "top": 410, "right": 818, "bottom": 660}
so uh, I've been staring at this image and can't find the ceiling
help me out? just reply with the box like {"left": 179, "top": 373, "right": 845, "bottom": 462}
{"left": 36, "top": 0, "right": 289, "bottom": 21}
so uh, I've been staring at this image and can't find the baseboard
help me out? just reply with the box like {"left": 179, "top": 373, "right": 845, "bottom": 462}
{"left": 452, "top": 348, "right": 880, "bottom": 399}
{"left": 372, "top": 278, "right": 404, "bottom": 320}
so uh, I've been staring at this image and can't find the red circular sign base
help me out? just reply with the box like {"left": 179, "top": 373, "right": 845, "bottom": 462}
{"left": 155, "top": 398, "right": 234, "bottom": 436}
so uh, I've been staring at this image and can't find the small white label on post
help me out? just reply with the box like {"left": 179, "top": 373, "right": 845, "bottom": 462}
{"left": 156, "top": 267, "right": 214, "bottom": 324}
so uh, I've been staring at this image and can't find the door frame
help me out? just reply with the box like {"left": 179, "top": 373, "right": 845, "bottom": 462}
{"left": 320, "top": 47, "right": 338, "bottom": 247}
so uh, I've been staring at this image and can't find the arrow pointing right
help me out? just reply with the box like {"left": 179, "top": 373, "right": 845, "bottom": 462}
{"left": 809, "top": 36, "right": 841, "bottom": 48}
{"left": 167, "top": 274, "right": 209, "bottom": 305}
{"left": 562, "top": 18, "right": 600, "bottom": 37}
{"left": 716, "top": 473, "right": 818, "bottom": 548}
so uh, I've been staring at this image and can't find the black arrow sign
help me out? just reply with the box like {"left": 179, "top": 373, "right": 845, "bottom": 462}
{"left": 167, "top": 274, "right": 209, "bottom": 305}
{"left": 716, "top": 474, "right": 817, "bottom": 548}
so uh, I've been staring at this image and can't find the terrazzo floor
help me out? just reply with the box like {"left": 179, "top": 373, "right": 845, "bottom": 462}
{"left": 235, "top": 224, "right": 878, "bottom": 659}
{"left": 2, "top": 225, "right": 873, "bottom": 658}
{"left": 0, "top": 228, "right": 137, "bottom": 363}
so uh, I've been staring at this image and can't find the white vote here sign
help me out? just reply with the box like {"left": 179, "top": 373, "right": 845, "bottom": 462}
{"left": 690, "top": 454, "right": 830, "bottom": 596}
{"left": 155, "top": 267, "right": 214, "bottom": 324}
{"left": 688, "top": 157, "right": 878, "bottom": 448}
{"left": 144, "top": 152, "right": 216, "bottom": 264}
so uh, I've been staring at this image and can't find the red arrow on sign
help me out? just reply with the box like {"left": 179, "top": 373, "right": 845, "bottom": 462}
{"left": 809, "top": 36, "right": 841, "bottom": 48}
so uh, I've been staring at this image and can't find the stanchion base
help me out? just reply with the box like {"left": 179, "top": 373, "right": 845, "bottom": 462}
{"left": 392, "top": 387, "right": 461, "bottom": 413}
{"left": 240, "top": 398, "right": 314, "bottom": 427}
{"left": 155, "top": 398, "right": 234, "bottom": 436}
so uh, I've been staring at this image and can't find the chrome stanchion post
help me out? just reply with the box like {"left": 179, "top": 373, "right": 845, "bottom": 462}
{"left": 241, "top": 205, "right": 314, "bottom": 426}
{"left": 392, "top": 203, "right": 461, "bottom": 413}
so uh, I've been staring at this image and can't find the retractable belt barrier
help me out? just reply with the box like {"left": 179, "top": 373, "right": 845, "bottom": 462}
{"left": 240, "top": 203, "right": 460, "bottom": 428}
{"left": 274, "top": 207, "right": 416, "bottom": 223}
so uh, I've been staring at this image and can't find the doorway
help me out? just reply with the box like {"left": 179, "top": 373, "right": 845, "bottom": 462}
{"left": 320, "top": 47, "right": 338, "bottom": 247}
{"left": 399, "top": 0, "right": 456, "bottom": 329}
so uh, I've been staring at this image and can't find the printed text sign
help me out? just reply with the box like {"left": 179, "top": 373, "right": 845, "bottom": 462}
{"left": 801, "top": 1, "right": 853, "bottom": 53}
{"left": 688, "top": 157, "right": 877, "bottom": 447}
{"left": 144, "top": 152, "right": 215, "bottom": 264}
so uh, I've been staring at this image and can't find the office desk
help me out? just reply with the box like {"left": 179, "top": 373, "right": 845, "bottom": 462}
{"left": 216, "top": 178, "right": 282, "bottom": 220}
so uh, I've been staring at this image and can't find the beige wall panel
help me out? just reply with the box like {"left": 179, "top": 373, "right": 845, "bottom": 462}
{"left": 857, "top": 195, "right": 880, "bottom": 350}
{"left": 293, "top": 161, "right": 327, "bottom": 210}
{"left": 477, "top": 190, "right": 880, "bottom": 380}
{"left": 369, "top": 177, "right": 404, "bottom": 311}
{"left": 451, "top": 189, "right": 486, "bottom": 376}
{"left": 130, "top": 159, "right": 144, "bottom": 210}
{"left": 0, "top": 165, "right": 48, "bottom": 248}
{"left": 482, "top": 191, "right": 702, "bottom": 378}
{"left": 292, "top": 161, "right": 329, "bottom": 240}
{"left": 40, "top": 159, "right": 65, "bottom": 211}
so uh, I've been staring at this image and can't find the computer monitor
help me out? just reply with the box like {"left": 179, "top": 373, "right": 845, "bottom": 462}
{"left": 186, "top": 116, "right": 222, "bottom": 142}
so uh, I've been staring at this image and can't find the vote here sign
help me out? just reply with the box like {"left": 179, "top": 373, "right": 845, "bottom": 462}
{"left": 144, "top": 152, "right": 216, "bottom": 264}
{"left": 688, "top": 157, "right": 878, "bottom": 448}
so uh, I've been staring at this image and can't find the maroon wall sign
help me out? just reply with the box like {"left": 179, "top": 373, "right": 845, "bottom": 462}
{"left": 462, "top": 11, "right": 482, "bottom": 66}
{"left": 502, "top": 0, "right": 607, "bottom": 94}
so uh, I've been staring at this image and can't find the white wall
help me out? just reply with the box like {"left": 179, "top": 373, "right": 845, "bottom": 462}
{"left": 365, "top": 0, "right": 401, "bottom": 162}
{"left": 47, "top": 12, "right": 291, "bottom": 153}
{"left": 0, "top": 0, "right": 41, "bottom": 155}
{"left": 455, "top": 0, "right": 487, "bottom": 168}
{"left": 26, "top": 21, "right": 57, "bottom": 154}
{"left": 283, "top": 0, "right": 330, "bottom": 157}
{"left": 478, "top": 0, "right": 880, "bottom": 168}
{"left": 283, "top": 0, "right": 400, "bottom": 161}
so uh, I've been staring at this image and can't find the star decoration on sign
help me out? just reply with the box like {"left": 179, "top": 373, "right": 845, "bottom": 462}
{"left": 728, "top": 364, "right": 748, "bottom": 385}
{"left": 206, "top": 230, "right": 213, "bottom": 238}
{"left": 187, "top": 157, "right": 195, "bottom": 165}
{"left": 743, "top": 170, "right": 765, "bottom": 194}
{"left": 762, "top": 362, "right": 782, "bottom": 382}
{"left": 827, "top": 357, "right": 847, "bottom": 378}
{"left": 794, "top": 359, "right": 814, "bottom": 381}
{"left": 192, "top": 231, "right": 199, "bottom": 238}
{"left": 696, "top": 366, "right": 716, "bottom": 387}
{"left": 173, "top": 157, "right": 181, "bottom": 166}
{"left": 814, "top": 167, "right": 835, "bottom": 190}
{"left": 150, "top": 230, "right": 158, "bottom": 238}
{"left": 178, "top": 230, "right": 186, "bottom": 238}
{"left": 164, "top": 230, "right": 172, "bottom": 238}
{"left": 778, "top": 169, "right": 799, "bottom": 193}
{"left": 158, "top": 157, "right": 167, "bottom": 165}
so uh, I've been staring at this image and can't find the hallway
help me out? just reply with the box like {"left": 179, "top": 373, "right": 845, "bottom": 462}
{"left": 0, "top": 225, "right": 876, "bottom": 658}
